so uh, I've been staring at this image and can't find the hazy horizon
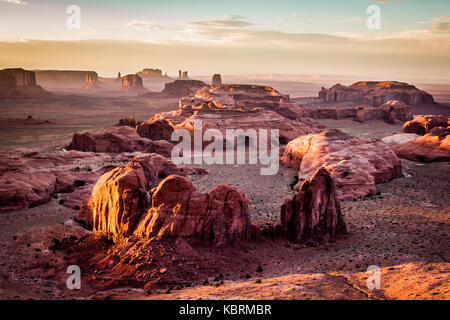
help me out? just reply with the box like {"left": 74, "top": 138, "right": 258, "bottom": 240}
{"left": 1, "top": 0, "right": 449, "bottom": 82}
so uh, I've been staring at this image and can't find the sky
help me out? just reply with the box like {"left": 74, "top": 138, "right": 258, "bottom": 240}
{"left": 0, "top": 0, "right": 449, "bottom": 81}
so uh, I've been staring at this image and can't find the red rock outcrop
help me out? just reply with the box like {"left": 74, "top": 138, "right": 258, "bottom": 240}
{"left": 69, "top": 126, "right": 174, "bottom": 156}
{"left": 281, "top": 129, "right": 402, "bottom": 200}
{"left": 319, "top": 81, "right": 434, "bottom": 107}
{"left": 355, "top": 100, "right": 413, "bottom": 124}
{"left": 0, "top": 149, "right": 111, "bottom": 211}
{"left": 84, "top": 158, "right": 250, "bottom": 244}
{"left": 116, "top": 74, "right": 148, "bottom": 93}
{"left": 136, "top": 118, "right": 174, "bottom": 141}
{"left": 402, "top": 115, "right": 449, "bottom": 136}
{"left": 280, "top": 167, "right": 347, "bottom": 244}
{"left": 0, "top": 68, "right": 50, "bottom": 98}
{"left": 393, "top": 127, "right": 450, "bottom": 163}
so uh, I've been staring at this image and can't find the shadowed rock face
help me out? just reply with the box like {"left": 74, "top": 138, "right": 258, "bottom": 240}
{"left": 281, "top": 168, "right": 347, "bottom": 244}
{"left": 402, "top": 115, "right": 449, "bottom": 136}
{"left": 319, "top": 81, "right": 434, "bottom": 107}
{"left": 0, "top": 68, "right": 50, "bottom": 98}
{"left": 160, "top": 79, "right": 206, "bottom": 97}
{"left": 393, "top": 126, "right": 450, "bottom": 163}
{"left": 84, "top": 158, "right": 250, "bottom": 245}
{"left": 281, "top": 129, "right": 402, "bottom": 200}
{"left": 69, "top": 126, "right": 174, "bottom": 156}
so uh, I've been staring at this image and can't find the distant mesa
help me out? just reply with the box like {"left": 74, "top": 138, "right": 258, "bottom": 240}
{"left": 34, "top": 70, "right": 99, "bottom": 89}
{"left": 318, "top": 81, "right": 435, "bottom": 107}
{"left": 141, "top": 79, "right": 206, "bottom": 98}
{"left": 115, "top": 73, "right": 148, "bottom": 93}
{"left": 212, "top": 74, "right": 222, "bottom": 86}
{"left": 0, "top": 68, "right": 50, "bottom": 98}
{"left": 138, "top": 68, "right": 170, "bottom": 79}
{"left": 78, "top": 73, "right": 105, "bottom": 91}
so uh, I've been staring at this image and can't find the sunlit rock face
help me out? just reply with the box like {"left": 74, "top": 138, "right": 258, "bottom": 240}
{"left": 143, "top": 83, "right": 324, "bottom": 146}
{"left": 281, "top": 167, "right": 347, "bottom": 244}
{"left": 319, "top": 81, "right": 435, "bottom": 107}
{"left": 35, "top": 70, "right": 98, "bottom": 89}
{"left": 281, "top": 129, "right": 402, "bottom": 200}
{"left": 0, "top": 68, "right": 50, "bottom": 98}
{"left": 84, "top": 158, "right": 250, "bottom": 245}
{"left": 393, "top": 126, "right": 450, "bottom": 163}
{"left": 68, "top": 126, "right": 174, "bottom": 156}
{"left": 402, "top": 115, "right": 449, "bottom": 136}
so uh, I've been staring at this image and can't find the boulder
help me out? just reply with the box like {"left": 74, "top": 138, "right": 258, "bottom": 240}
{"left": 402, "top": 115, "right": 449, "bottom": 136}
{"left": 68, "top": 126, "right": 174, "bottom": 156}
{"left": 393, "top": 127, "right": 450, "bottom": 163}
{"left": 319, "top": 81, "right": 434, "bottom": 107}
{"left": 280, "top": 168, "right": 347, "bottom": 244}
{"left": 280, "top": 129, "right": 402, "bottom": 200}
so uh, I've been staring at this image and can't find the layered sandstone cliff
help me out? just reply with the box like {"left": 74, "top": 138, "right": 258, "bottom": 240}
{"left": 318, "top": 81, "right": 434, "bottom": 107}
{"left": 0, "top": 68, "right": 50, "bottom": 98}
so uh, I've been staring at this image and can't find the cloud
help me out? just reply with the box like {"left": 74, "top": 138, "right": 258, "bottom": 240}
{"left": 430, "top": 15, "right": 450, "bottom": 34}
{"left": 127, "top": 21, "right": 171, "bottom": 31}
{"left": 0, "top": 0, "right": 27, "bottom": 4}
{"left": 188, "top": 15, "right": 254, "bottom": 28}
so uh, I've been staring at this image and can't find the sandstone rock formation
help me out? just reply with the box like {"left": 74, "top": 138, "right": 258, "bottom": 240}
{"left": 212, "top": 74, "right": 222, "bottom": 86}
{"left": 69, "top": 126, "right": 174, "bottom": 156}
{"left": 136, "top": 118, "right": 174, "bottom": 141}
{"left": 84, "top": 158, "right": 250, "bottom": 245}
{"left": 319, "top": 81, "right": 434, "bottom": 107}
{"left": 138, "top": 68, "right": 165, "bottom": 78}
{"left": 393, "top": 126, "right": 450, "bottom": 163}
{"left": 280, "top": 168, "right": 347, "bottom": 244}
{"left": 281, "top": 129, "right": 402, "bottom": 200}
{"left": 0, "top": 149, "right": 111, "bottom": 211}
{"left": 0, "top": 68, "right": 50, "bottom": 98}
{"left": 158, "top": 80, "right": 206, "bottom": 98}
{"left": 116, "top": 74, "right": 148, "bottom": 93}
{"left": 34, "top": 70, "right": 99, "bottom": 89}
{"left": 355, "top": 100, "right": 413, "bottom": 124}
{"left": 402, "top": 115, "right": 449, "bottom": 136}
{"left": 304, "top": 100, "right": 413, "bottom": 124}
{"left": 78, "top": 73, "right": 105, "bottom": 91}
